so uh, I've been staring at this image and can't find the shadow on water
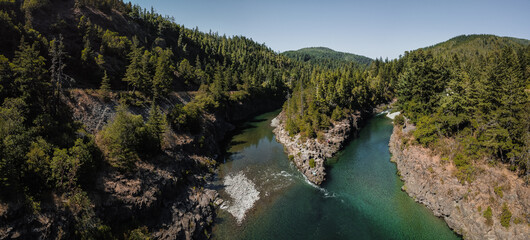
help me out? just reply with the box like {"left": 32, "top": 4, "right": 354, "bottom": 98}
{"left": 219, "top": 110, "right": 280, "bottom": 164}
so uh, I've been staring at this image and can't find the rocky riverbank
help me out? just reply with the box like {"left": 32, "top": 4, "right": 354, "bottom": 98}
{"left": 271, "top": 111, "right": 361, "bottom": 185}
{"left": 389, "top": 121, "right": 530, "bottom": 240}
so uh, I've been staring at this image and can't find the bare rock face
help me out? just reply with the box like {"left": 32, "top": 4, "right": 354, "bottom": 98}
{"left": 272, "top": 111, "right": 360, "bottom": 185}
{"left": 93, "top": 158, "right": 217, "bottom": 240}
{"left": 389, "top": 123, "right": 530, "bottom": 240}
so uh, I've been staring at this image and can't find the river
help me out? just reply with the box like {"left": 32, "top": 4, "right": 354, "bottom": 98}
{"left": 212, "top": 110, "right": 459, "bottom": 240}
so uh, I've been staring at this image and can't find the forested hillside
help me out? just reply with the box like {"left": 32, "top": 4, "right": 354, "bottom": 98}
{"left": 283, "top": 47, "right": 373, "bottom": 68}
{"left": 395, "top": 35, "right": 530, "bottom": 182}
{"left": 0, "top": 0, "right": 293, "bottom": 189}
{"left": 282, "top": 34, "right": 530, "bottom": 182}
{"left": 280, "top": 56, "right": 397, "bottom": 140}
{"left": 0, "top": 0, "right": 296, "bottom": 238}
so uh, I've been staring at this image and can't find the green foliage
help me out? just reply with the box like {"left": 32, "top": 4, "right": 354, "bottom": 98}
{"left": 152, "top": 48, "right": 175, "bottom": 98}
{"left": 500, "top": 203, "right": 512, "bottom": 228}
{"left": 283, "top": 47, "right": 372, "bottom": 68}
{"left": 146, "top": 103, "right": 166, "bottom": 151}
{"left": 177, "top": 59, "right": 196, "bottom": 85}
{"left": 21, "top": 0, "right": 48, "bottom": 12}
{"left": 101, "top": 30, "right": 131, "bottom": 56}
{"left": 397, "top": 37, "right": 529, "bottom": 174}
{"left": 0, "top": 98, "right": 29, "bottom": 188}
{"left": 100, "top": 70, "right": 111, "bottom": 94}
{"left": 494, "top": 186, "right": 504, "bottom": 198}
{"left": 99, "top": 105, "right": 157, "bottom": 170}
{"left": 26, "top": 137, "right": 53, "bottom": 182}
{"left": 394, "top": 114, "right": 405, "bottom": 126}
{"left": 67, "top": 191, "right": 113, "bottom": 239}
{"left": 413, "top": 115, "right": 438, "bottom": 146}
{"left": 483, "top": 206, "right": 493, "bottom": 226}
{"left": 50, "top": 148, "right": 78, "bottom": 190}
{"left": 126, "top": 226, "right": 151, "bottom": 240}
{"left": 453, "top": 153, "right": 474, "bottom": 183}
{"left": 309, "top": 158, "right": 315, "bottom": 168}
{"left": 288, "top": 155, "right": 294, "bottom": 161}
{"left": 10, "top": 40, "right": 49, "bottom": 104}
{"left": 282, "top": 54, "right": 396, "bottom": 138}
{"left": 167, "top": 103, "right": 202, "bottom": 133}
{"left": 49, "top": 138, "right": 96, "bottom": 190}
{"left": 331, "top": 106, "right": 345, "bottom": 121}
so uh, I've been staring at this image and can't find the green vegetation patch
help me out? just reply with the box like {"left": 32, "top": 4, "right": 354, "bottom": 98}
{"left": 309, "top": 158, "right": 316, "bottom": 168}
{"left": 494, "top": 186, "right": 504, "bottom": 198}
{"left": 483, "top": 206, "right": 493, "bottom": 226}
{"left": 500, "top": 203, "right": 512, "bottom": 228}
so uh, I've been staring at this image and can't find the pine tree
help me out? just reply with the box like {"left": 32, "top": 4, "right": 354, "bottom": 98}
{"left": 152, "top": 48, "right": 174, "bottom": 98}
{"left": 10, "top": 39, "right": 48, "bottom": 105}
{"left": 100, "top": 70, "right": 111, "bottom": 93}
{"left": 146, "top": 102, "right": 165, "bottom": 152}
{"left": 123, "top": 39, "right": 144, "bottom": 92}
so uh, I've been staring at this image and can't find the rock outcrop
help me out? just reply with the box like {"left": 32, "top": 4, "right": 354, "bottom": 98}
{"left": 272, "top": 111, "right": 361, "bottom": 185}
{"left": 389, "top": 122, "right": 530, "bottom": 240}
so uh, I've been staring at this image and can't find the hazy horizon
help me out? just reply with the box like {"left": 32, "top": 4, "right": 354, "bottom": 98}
{"left": 129, "top": 0, "right": 530, "bottom": 59}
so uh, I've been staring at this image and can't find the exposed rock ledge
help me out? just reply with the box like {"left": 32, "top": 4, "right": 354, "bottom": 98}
{"left": 389, "top": 122, "right": 530, "bottom": 240}
{"left": 272, "top": 111, "right": 360, "bottom": 185}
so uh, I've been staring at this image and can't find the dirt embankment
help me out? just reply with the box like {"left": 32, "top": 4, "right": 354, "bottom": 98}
{"left": 389, "top": 122, "right": 530, "bottom": 240}
{"left": 272, "top": 111, "right": 361, "bottom": 185}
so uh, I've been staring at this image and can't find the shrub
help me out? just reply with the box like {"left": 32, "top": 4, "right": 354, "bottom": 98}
{"left": 99, "top": 105, "right": 153, "bottom": 170}
{"left": 453, "top": 153, "right": 474, "bottom": 183}
{"left": 331, "top": 106, "right": 344, "bottom": 121}
{"left": 48, "top": 138, "right": 96, "bottom": 191}
{"left": 288, "top": 155, "right": 294, "bottom": 162}
{"left": 126, "top": 226, "right": 151, "bottom": 240}
{"left": 413, "top": 116, "right": 438, "bottom": 146}
{"left": 309, "top": 158, "right": 315, "bottom": 168}
{"left": 67, "top": 191, "right": 112, "bottom": 239}
{"left": 483, "top": 206, "right": 493, "bottom": 226}
{"left": 494, "top": 186, "right": 503, "bottom": 198}
{"left": 500, "top": 203, "right": 512, "bottom": 228}
{"left": 168, "top": 103, "right": 202, "bottom": 133}
{"left": 394, "top": 114, "right": 405, "bottom": 126}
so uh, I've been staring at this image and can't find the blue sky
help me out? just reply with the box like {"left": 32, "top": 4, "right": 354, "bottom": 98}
{"left": 129, "top": 0, "right": 530, "bottom": 59}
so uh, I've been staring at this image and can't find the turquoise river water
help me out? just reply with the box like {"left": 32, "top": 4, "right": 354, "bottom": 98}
{"left": 212, "top": 110, "right": 460, "bottom": 240}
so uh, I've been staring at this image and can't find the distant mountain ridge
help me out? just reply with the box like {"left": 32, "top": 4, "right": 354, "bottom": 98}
{"left": 282, "top": 47, "right": 373, "bottom": 66}
{"left": 421, "top": 34, "right": 530, "bottom": 57}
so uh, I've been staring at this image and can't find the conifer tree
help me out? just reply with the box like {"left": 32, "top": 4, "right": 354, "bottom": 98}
{"left": 100, "top": 70, "right": 111, "bottom": 93}
{"left": 153, "top": 48, "right": 174, "bottom": 98}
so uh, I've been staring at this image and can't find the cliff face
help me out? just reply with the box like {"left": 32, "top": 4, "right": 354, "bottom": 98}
{"left": 389, "top": 123, "right": 530, "bottom": 240}
{"left": 66, "top": 90, "right": 222, "bottom": 240}
{"left": 272, "top": 111, "right": 361, "bottom": 185}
